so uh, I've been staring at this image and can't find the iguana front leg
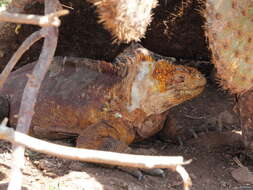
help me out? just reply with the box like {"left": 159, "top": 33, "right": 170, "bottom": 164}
{"left": 76, "top": 121, "right": 164, "bottom": 179}
{"left": 76, "top": 121, "right": 130, "bottom": 152}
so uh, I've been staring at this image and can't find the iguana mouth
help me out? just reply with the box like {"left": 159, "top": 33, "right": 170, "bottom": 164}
{"left": 183, "top": 82, "right": 206, "bottom": 92}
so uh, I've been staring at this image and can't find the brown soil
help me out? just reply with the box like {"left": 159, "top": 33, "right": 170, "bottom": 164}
{"left": 0, "top": 1, "right": 253, "bottom": 190}
{"left": 1, "top": 83, "right": 252, "bottom": 190}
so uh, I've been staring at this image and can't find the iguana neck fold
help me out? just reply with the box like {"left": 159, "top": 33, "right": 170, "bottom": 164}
{"left": 120, "top": 50, "right": 206, "bottom": 116}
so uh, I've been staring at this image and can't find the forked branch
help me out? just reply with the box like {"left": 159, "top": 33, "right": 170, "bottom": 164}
{"left": 0, "top": 30, "right": 44, "bottom": 89}
{"left": 0, "top": 119, "right": 192, "bottom": 190}
{"left": 5, "top": 0, "right": 62, "bottom": 190}
{"left": 0, "top": 10, "right": 69, "bottom": 27}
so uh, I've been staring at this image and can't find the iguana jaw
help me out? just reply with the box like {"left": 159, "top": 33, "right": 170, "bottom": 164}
{"left": 127, "top": 55, "right": 206, "bottom": 115}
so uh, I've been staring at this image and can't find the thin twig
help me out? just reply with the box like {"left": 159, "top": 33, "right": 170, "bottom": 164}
{"left": 7, "top": 0, "right": 60, "bottom": 190}
{"left": 176, "top": 165, "right": 192, "bottom": 190}
{"left": 15, "top": 2, "right": 59, "bottom": 135}
{"left": 0, "top": 30, "right": 44, "bottom": 89}
{"left": 0, "top": 10, "right": 69, "bottom": 27}
{"left": 0, "top": 120, "right": 192, "bottom": 190}
{"left": 0, "top": 0, "right": 33, "bottom": 32}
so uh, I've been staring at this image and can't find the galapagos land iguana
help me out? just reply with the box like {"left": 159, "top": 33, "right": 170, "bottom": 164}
{"left": 0, "top": 43, "right": 206, "bottom": 157}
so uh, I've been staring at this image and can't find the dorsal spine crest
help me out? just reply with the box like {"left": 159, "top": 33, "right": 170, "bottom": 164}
{"left": 135, "top": 52, "right": 154, "bottom": 64}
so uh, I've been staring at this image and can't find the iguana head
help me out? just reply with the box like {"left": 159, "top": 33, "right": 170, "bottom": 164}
{"left": 127, "top": 53, "right": 206, "bottom": 115}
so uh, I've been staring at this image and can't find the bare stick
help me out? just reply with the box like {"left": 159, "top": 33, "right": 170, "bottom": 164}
{"left": 7, "top": 0, "right": 60, "bottom": 190}
{"left": 0, "top": 30, "right": 44, "bottom": 89}
{"left": 0, "top": 10, "right": 69, "bottom": 27}
{"left": 176, "top": 165, "right": 192, "bottom": 190}
{"left": 15, "top": 1, "right": 59, "bottom": 135}
{"left": 0, "top": 0, "right": 34, "bottom": 32}
{"left": 0, "top": 120, "right": 192, "bottom": 190}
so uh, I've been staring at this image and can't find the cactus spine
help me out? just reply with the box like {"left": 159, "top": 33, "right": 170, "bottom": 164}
{"left": 204, "top": 0, "right": 253, "bottom": 93}
{"left": 88, "top": 0, "right": 158, "bottom": 43}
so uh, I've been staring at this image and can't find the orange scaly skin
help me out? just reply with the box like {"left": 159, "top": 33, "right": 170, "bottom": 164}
{"left": 0, "top": 44, "right": 206, "bottom": 152}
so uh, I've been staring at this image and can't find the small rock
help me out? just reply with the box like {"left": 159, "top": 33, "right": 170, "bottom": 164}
{"left": 68, "top": 161, "right": 84, "bottom": 171}
{"left": 190, "top": 173, "right": 197, "bottom": 180}
{"left": 35, "top": 159, "right": 60, "bottom": 173}
{"left": 231, "top": 167, "right": 253, "bottom": 184}
{"left": 0, "top": 50, "right": 4, "bottom": 58}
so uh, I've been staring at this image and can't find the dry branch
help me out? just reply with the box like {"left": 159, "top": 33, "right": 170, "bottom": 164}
{"left": 8, "top": 26, "right": 59, "bottom": 190}
{"left": 0, "top": 10, "right": 69, "bottom": 27}
{"left": 0, "top": 0, "right": 34, "bottom": 32}
{"left": 5, "top": 0, "right": 61, "bottom": 190}
{"left": 15, "top": 27, "right": 58, "bottom": 135}
{"left": 0, "top": 120, "right": 192, "bottom": 190}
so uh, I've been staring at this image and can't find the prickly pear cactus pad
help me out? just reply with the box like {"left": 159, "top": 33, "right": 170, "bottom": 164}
{"left": 88, "top": 0, "right": 158, "bottom": 43}
{"left": 204, "top": 0, "right": 253, "bottom": 93}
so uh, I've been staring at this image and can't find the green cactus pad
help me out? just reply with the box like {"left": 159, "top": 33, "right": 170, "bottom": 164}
{"left": 205, "top": 0, "right": 253, "bottom": 93}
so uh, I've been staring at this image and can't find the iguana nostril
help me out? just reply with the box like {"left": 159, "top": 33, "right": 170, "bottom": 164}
{"left": 175, "top": 75, "right": 185, "bottom": 83}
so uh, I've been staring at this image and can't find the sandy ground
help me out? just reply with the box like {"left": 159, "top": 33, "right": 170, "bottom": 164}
{"left": 1, "top": 82, "right": 253, "bottom": 190}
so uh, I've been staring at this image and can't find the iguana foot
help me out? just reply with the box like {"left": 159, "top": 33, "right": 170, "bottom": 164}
{"left": 76, "top": 122, "right": 165, "bottom": 179}
{"left": 118, "top": 147, "right": 165, "bottom": 179}
{"left": 78, "top": 134, "right": 165, "bottom": 179}
{"left": 118, "top": 167, "right": 165, "bottom": 180}
{"left": 187, "top": 130, "right": 243, "bottom": 149}
{"left": 141, "top": 168, "right": 165, "bottom": 177}
{"left": 117, "top": 167, "right": 144, "bottom": 180}
{"left": 159, "top": 111, "right": 238, "bottom": 145}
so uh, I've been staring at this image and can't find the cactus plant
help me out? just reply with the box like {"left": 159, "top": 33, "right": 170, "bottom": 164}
{"left": 88, "top": 0, "right": 158, "bottom": 43}
{"left": 204, "top": 0, "right": 253, "bottom": 94}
